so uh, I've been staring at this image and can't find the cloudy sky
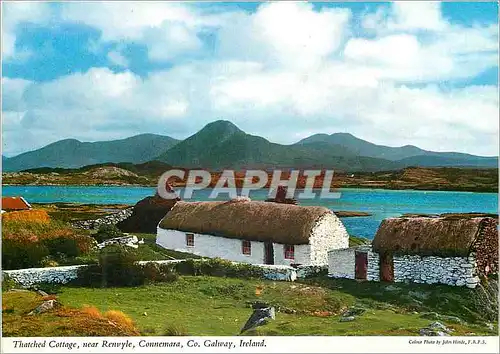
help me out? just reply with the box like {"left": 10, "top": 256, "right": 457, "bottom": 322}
{"left": 2, "top": 1, "right": 499, "bottom": 157}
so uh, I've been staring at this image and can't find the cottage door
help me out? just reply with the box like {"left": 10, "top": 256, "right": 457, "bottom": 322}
{"left": 379, "top": 253, "right": 394, "bottom": 282}
{"left": 355, "top": 252, "right": 368, "bottom": 280}
{"left": 264, "top": 242, "right": 274, "bottom": 265}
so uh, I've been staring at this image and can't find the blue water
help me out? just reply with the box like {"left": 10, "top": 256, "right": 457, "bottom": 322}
{"left": 2, "top": 185, "right": 498, "bottom": 239}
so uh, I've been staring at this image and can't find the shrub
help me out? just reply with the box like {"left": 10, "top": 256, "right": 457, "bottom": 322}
{"left": 173, "top": 258, "right": 265, "bottom": 279}
{"left": 1, "top": 210, "right": 50, "bottom": 223}
{"left": 104, "top": 310, "right": 136, "bottom": 331}
{"left": 2, "top": 273, "right": 21, "bottom": 291}
{"left": 141, "top": 262, "right": 179, "bottom": 284}
{"left": 2, "top": 237, "right": 50, "bottom": 270}
{"left": 75, "top": 246, "right": 179, "bottom": 287}
{"left": 81, "top": 305, "right": 102, "bottom": 319}
{"left": 94, "top": 224, "right": 125, "bottom": 243}
{"left": 2, "top": 218, "right": 95, "bottom": 269}
{"left": 43, "top": 237, "right": 81, "bottom": 258}
{"left": 40, "top": 257, "right": 60, "bottom": 267}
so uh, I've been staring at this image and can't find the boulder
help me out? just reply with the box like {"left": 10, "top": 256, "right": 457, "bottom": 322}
{"left": 339, "top": 316, "right": 356, "bottom": 322}
{"left": 28, "top": 299, "right": 59, "bottom": 315}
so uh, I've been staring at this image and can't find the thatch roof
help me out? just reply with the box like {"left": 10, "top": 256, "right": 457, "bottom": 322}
{"left": 158, "top": 200, "right": 333, "bottom": 245}
{"left": 372, "top": 214, "right": 497, "bottom": 257}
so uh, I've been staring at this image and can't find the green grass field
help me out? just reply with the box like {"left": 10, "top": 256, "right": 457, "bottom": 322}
{"left": 3, "top": 276, "right": 496, "bottom": 337}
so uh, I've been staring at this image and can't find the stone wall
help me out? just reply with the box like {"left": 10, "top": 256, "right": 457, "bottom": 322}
{"left": 392, "top": 253, "right": 478, "bottom": 288}
{"left": 367, "top": 251, "right": 380, "bottom": 281}
{"left": 72, "top": 208, "right": 133, "bottom": 229}
{"left": 3, "top": 265, "right": 85, "bottom": 287}
{"left": 3, "top": 260, "right": 326, "bottom": 288}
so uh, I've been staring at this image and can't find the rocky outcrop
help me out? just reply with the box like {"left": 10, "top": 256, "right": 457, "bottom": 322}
{"left": 116, "top": 194, "right": 178, "bottom": 233}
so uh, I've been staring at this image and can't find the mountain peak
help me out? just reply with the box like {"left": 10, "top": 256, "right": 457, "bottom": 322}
{"left": 198, "top": 120, "right": 243, "bottom": 138}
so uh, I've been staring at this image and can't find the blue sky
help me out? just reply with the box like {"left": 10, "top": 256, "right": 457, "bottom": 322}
{"left": 2, "top": 1, "right": 499, "bottom": 157}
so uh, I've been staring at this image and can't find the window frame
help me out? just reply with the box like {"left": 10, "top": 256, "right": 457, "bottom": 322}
{"left": 241, "top": 240, "right": 252, "bottom": 255}
{"left": 185, "top": 233, "right": 195, "bottom": 247}
{"left": 284, "top": 245, "right": 295, "bottom": 260}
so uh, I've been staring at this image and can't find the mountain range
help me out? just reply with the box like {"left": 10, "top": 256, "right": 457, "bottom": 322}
{"left": 2, "top": 120, "right": 498, "bottom": 172}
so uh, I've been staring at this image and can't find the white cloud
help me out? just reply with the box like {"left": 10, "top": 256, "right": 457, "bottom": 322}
{"left": 362, "top": 2, "right": 446, "bottom": 33}
{"left": 2, "top": 2, "right": 53, "bottom": 60}
{"left": 217, "top": 2, "right": 351, "bottom": 69}
{"left": 60, "top": 2, "right": 224, "bottom": 62}
{"left": 107, "top": 50, "right": 129, "bottom": 68}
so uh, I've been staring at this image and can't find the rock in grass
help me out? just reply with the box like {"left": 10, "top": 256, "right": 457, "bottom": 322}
{"left": 339, "top": 316, "right": 355, "bottom": 322}
{"left": 419, "top": 328, "right": 448, "bottom": 336}
{"left": 342, "top": 307, "right": 366, "bottom": 317}
{"left": 429, "top": 321, "right": 452, "bottom": 333}
{"left": 419, "top": 321, "right": 452, "bottom": 336}
{"left": 28, "top": 300, "right": 59, "bottom": 315}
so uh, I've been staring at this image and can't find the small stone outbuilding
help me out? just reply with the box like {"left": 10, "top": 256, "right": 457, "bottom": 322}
{"left": 328, "top": 213, "right": 498, "bottom": 288}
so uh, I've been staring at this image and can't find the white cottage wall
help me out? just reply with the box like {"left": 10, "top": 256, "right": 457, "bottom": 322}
{"left": 157, "top": 228, "right": 314, "bottom": 265}
{"left": 309, "top": 213, "right": 349, "bottom": 266}
{"left": 328, "top": 248, "right": 355, "bottom": 279}
{"left": 156, "top": 228, "right": 266, "bottom": 264}
{"left": 273, "top": 244, "right": 310, "bottom": 266}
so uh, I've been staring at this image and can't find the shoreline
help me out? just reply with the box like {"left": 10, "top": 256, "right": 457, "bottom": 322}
{"left": 2, "top": 183, "right": 498, "bottom": 194}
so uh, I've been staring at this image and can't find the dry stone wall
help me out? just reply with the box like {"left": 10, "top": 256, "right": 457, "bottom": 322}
{"left": 3, "top": 261, "right": 325, "bottom": 288}
{"left": 72, "top": 208, "right": 133, "bottom": 229}
{"left": 392, "top": 253, "right": 478, "bottom": 288}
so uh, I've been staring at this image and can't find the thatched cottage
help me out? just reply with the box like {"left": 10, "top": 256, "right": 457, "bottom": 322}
{"left": 328, "top": 214, "right": 498, "bottom": 288}
{"left": 157, "top": 200, "right": 349, "bottom": 266}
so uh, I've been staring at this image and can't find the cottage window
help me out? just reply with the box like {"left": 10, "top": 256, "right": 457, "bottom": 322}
{"left": 242, "top": 240, "right": 251, "bottom": 255}
{"left": 284, "top": 245, "right": 295, "bottom": 260}
{"left": 186, "top": 233, "right": 195, "bottom": 247}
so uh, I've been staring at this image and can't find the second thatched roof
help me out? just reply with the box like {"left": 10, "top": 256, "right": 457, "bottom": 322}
{"left": 372, "top": 214, "right": 497, "bottom": 257}
{"left": 158, "top": 200, "right": 334, "bottom": 245}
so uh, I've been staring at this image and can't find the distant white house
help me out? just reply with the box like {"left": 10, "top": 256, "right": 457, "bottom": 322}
{"left": 156, "top": 199, "right": 349, "bottom": 266}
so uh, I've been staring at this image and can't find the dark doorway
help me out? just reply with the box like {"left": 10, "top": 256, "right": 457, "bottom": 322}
{"left": 355, "top": 252, "right": 368, "bottom": 280}
{"left": 264, "top": 242, "right": 274, "bottom": 265}
{"left": 379, "top": 253, "right": 394, "bottom": 282}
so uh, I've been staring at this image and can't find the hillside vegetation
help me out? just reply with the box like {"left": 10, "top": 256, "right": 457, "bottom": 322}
{"left": 3, "top": 164, "right": 497, "bottom": 192}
